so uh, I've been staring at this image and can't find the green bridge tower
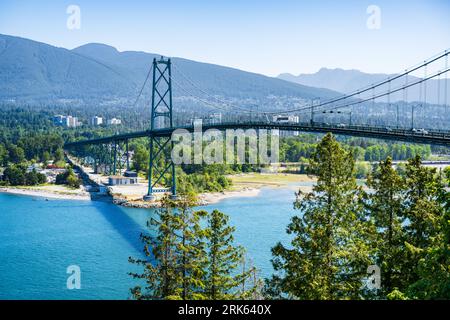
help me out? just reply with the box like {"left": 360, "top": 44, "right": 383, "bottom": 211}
{"left": 143, "top": 57, "right": 177, "bottom": 201}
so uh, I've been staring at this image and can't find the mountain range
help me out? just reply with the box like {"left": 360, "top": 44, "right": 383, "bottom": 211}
{"left": 279, "top": 68, "right": 450, "bottom": 105}
{"left": 0, "top": 34, "right": 339, "bottom": 110}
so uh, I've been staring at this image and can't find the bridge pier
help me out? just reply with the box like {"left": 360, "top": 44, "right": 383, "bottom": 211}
{"left": 143, "top": 194, "right": 156, "bottom": 201}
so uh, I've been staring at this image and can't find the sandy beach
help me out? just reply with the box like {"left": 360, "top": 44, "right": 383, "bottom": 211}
{"left": 198, "top": 187, "right": 261, "bottom": 205}
{"left": 0, "top": 173, "right": 316, "bottom": 206}
{"left": 0, "top": 186, "right": 91, "bottom": 201}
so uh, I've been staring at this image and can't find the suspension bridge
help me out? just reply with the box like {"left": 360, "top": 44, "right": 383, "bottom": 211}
{"left": 64, "top": 50, "right": 450, "bottom": 200}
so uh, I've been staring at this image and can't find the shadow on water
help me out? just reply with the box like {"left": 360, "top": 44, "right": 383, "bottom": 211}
{"left": 91, "top": 197, "right": 152, "bottom": 255}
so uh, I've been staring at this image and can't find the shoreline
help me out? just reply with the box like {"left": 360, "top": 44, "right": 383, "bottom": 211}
{"left": 198, "top": 187, "right": 261, "bottom": 205}
{"left": 0, "top": 173, "right": 317, "bottom": 206}
{"left": 0, "top": 187, "right": 91, "bottom": 201}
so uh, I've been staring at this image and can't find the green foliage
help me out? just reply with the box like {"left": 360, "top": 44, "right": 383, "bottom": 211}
{"left": 132, "top": 145, "right": 149, "bottom": 173}
{"left": 203, "top": 209, "right": 249, "bottom": 299}
{"left": 365, "top": 157, "right": 406, "bottom": 295}
{"left": 2, "top": 165, "right": 25, "bottom": 186}
{"left": 386, "top": 288, "right": 409, "bottom": 300}
{"left": 8, "top": 145, "right": 25, "bottom": 164}
{"left": 400, "top": 156, "right": 446, "bottom": 292}
{"left": 406, "top": 187, "right": 450, "bottom": 299}
{"left": 2, "top": 165, "right": 46, "bottom": 186}
{"left": 54, "top": 148, "right": 65, "bottom": 163}
{"left": 279, "top": 136, "right": 432, "bottom": 163}
{"left": 129, "top": 195, "right": 257, "bottom": 300}
{"left": 354, "top": 161, "right": 371, "bottom": 179}
{"left": 444, "top": 166, "right": 450, "bottom": 185}
{"left": 0, "top": 144, "right": 7, "bottom": 165}
{"left": 55, "top": 168, "right": 81, "bottom": 188}
{"left": 267, "top": 136, "right": 449, "bottom": 300}
{"left": 267, "top": 133, "right": 372, "bottom": 299}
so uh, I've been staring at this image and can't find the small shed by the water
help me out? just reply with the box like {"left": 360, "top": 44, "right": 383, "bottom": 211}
{"left": 108, "top": 175, "right": 139, "bottom": 186}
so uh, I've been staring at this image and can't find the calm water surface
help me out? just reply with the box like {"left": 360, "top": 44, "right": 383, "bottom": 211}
{"left": 0, "top": 184, "right": 307, "bottom": 299}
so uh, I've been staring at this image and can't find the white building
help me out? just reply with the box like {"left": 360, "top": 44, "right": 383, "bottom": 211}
{"left": 90, "top": 116, "right": 103, "bottom": 126}
{"left": 68, "top": 116, "right": 82, "bottom": 127}
{"left": 107, "top": 118, "right": 122, "bottom": 125}
{"left": 53, "top": 115, "right": 82, "bottom": 128}
{"left": 108, "top": 175, "right": 138, "bottom": 185}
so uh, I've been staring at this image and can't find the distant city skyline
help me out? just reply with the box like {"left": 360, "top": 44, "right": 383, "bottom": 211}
{"left": 0, "top": 0, "right": 449, "bottom": 77}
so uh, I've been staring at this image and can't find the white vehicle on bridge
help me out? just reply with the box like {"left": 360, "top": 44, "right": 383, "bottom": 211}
{"left": 272, "top": 115, "right": 299, "bottom": 124}
{"left": 412, "top": 128, "right": 429, "bottom": 135}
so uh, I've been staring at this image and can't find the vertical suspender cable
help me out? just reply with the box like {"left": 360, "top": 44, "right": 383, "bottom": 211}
{"left": 445, "top": 51, "right": 448, "bottom": 115}
{"left": 437, "top": 73, "right": 440, "bottom": 106}
{"left": 424, "top": 62, "right": 428, "bottom": 106}
{"left": 388, "top": 79, "right": 391, "bottom": 126}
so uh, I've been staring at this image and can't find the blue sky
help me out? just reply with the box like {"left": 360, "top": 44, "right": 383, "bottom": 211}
{"left": 0, "top": 0, "right": 449, "bottom": 76}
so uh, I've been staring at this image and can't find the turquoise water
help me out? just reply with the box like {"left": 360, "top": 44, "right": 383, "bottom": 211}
{"left": 0, "top": 185, "right": 302, "bottom": 299}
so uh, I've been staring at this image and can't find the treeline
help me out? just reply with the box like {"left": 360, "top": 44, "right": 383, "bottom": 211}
{"left": 126, "top": 141, "right": 235, "bottom": 194}
{"left": 129, "top": 195, "right": 261, "bottom": 300}
{"left": 132, "top": 134, "right": 450, "bottom": 300}
{"left": 280, "top": 136, "right": 431, "bottom": 162}
{"left": 268, "top": 134, "right": 449, "bottom": 299}
{"left": 1, "top": 164, "right": 46, "bottom": 186}
{"left": 0, "top": 134, "right": 66, "bottom": 186}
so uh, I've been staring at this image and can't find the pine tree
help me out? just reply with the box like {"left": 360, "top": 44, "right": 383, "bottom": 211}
{"left": 366, "top": 157, "right": 406, "bottom": 295}
{"left": 266, "top": 133, "right": 372, "bottom": 299}
{"left": 128, "top": 196, "right": 181, "bottom": 299}
{"left": 129, "top": 196, "right": 254, "bottom": 300}
{"left": 170, "top": 194, "right": 208, "bottom": 300}
{"left": 405, "top": 165, "right": 450, "bottom": 299}
{"left": 202, "top": 209, "right": 253, "bottom": 299}
{"left": 402, "top": 155, "right": 445, "bottom": 287}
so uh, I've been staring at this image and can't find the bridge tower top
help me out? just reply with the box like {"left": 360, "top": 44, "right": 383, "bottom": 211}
{"left": 150, "top": 57, "right": 173, "bottom": 130}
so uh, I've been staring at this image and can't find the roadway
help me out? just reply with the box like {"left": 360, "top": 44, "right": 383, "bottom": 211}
{"left": 64, "top": 121, "right": 450, "bottom": 148}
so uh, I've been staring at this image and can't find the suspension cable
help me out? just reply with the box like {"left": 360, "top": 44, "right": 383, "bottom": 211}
{"left": 263, "top": 49, "right": 450, "bottom": 115}
{"left": 131, "top": 64, "right": 153, "bottom": 108}
{"left": 320, "top": 68, "right": 450, "bottom": 112}
{"left": 171, "top": 61, "right": 256, "bottom": 113}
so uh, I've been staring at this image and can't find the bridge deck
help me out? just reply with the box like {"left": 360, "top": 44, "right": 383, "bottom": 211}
{"left": 64, "top": 122, "right": 450, "bottom": 147}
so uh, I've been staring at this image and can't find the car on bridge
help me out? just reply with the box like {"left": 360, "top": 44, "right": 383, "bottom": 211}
{"left": 412, "top": 128, "right": 429, "bottom": 135}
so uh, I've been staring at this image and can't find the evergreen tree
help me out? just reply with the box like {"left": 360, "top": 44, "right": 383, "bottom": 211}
{"left": 171, "top": 194, "right": 208, "bottom": 300}
{"left": 366, "top": 157, "right": 406, "bottom": 295}
{"left": 405, "top": 165, "right": 450, "bottom": 299}
{"left": 129, "top": 196, "right": 183, "bottom": 299}
{"left": 203, "top": 209, "right": 250, "bottom": 299}
{"left": 266, "top": 133, "right": 372, "bottom": 299}
{"left": 402, "top": 155, "right": 445, "bottom": 287}
{"left": 129, "top": 196, "right": 258, "bottom": 300}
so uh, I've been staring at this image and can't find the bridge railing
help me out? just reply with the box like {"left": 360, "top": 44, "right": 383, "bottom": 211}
{"left": 64, "top": 120, "right": 450, "bottom": 148}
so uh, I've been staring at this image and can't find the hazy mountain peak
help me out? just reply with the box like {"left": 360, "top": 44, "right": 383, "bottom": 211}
{"left": 72, "top": 43, "right": 121, "bottom": 61}
{"left": 0, "top": 33, "right": 339, "bottom": 107}
{"left": 278, "top": 66, "right": 447, "bottom": 104}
